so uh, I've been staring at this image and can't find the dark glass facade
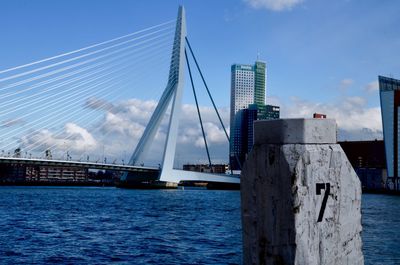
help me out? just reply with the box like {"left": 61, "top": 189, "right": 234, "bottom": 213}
{"left": 229, "top": 104, "right": 280, "bottom": 170}
{"left": 379, "top": 75, "right": 400, "bottom": 189}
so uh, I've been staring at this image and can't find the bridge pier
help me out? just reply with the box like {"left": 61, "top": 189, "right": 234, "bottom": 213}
{"left": 117, "top": 180, "right": 178, "bottom": 189}
{"left": 241, "top": 119, "right": 363, "bottom": 265}
{"left": 117, "top": 170, "right": 178, "bottom": 189}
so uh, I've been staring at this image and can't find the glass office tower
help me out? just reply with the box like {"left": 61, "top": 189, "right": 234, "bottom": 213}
{"left": 230, "top": 64, "right": 256, "bottom": 170}
{"left": 229, "top": 61, "right": 271, "bottom": 170}
{"left": 379, "top": 75, "right": 400, "bottom": 189}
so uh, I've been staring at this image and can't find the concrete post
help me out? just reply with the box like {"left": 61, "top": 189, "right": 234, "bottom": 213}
{"left": 241, "top": 119, "right": 363, "bottom": 265}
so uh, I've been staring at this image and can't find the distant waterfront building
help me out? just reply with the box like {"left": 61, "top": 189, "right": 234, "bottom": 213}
{"left": 182, "top": 164, "right": 227, "bottom": 174}
{"left": 229, "top": 60, "right": 279, "bottom": 170}
{"left": 26, "top": 166, "right": 88, "bottom": 182}
{"left": 0, "top": 165, "right": 88, "bottom": 183}
{"left": 313, "top": 113, "right": 327, "bottom": 119}
{"left": 379, "top": 75, "right": 400, "bottom": 189}
{"left": 339, "top": 140, "right": 386, "bottom": 191}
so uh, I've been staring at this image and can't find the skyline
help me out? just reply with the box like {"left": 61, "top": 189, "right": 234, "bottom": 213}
{"left": 0, "top": 0, "right": 399, "bottom": 164}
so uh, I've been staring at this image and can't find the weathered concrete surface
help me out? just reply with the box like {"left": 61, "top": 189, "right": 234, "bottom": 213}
{"left": 241, "top": 119, "right": 363, "bottom": 265}
{"left": 254, "top": 118, "right": 337, "bottom": 145}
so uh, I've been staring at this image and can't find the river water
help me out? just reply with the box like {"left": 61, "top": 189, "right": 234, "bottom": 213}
{"left": 0, "top": 187, "right": 398, "bottom": 264}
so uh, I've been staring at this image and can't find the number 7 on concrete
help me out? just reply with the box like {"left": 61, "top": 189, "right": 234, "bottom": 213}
{"left": 316, "top": 183, "right": 331, "bottom": 222}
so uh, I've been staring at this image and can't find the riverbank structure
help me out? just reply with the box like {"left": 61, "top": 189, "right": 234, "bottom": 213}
{"left": 379, "top": 75, "right": 400, "bottom": 190}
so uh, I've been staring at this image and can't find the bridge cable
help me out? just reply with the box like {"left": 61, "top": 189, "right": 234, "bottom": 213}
{"left": 185, "top": 50, "right": 212, "bottom": 167}
{"left": 18, "top": 53, "right": 172, "bottom": 159}
{"left": 1, "top": 72, "right": 128, "bottom": 152}
{"left": 6, "top": 52, "right": 170, "bottom": 152}
{"left": 0, "top": 40, "right": 172, "bottom": 117}
{"left": 0, "top": 26, "right": 173, "bottom": 85}
{"left": 185, "top": 37, "right": 229, "bottom": 141}
{"left": 0, "top": 30, "right": 173, "bottom": 94}
{"left": 0, "top": 23, "right": 175, "bottom": 161}
{"left": 185, "top": 37, "right": 242, "bottom": 171}
{"left": 1, "top": 48, "right": 171, "bottom": 153}
{"left": 0, "top": 40, "right": 171, "bottom": 115}
{"left": 0, "top": 20, "right": 175, "bottom": 75}
{"left": 35, "top": 57, "right": 171, "bottom": 160}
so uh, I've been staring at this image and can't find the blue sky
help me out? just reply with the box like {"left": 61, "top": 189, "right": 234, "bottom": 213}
{"left": 0, "top": 0, "right": 399, "bottom": 164}
{"left": 1, "top": 0, "right": 399, "bottom": 106}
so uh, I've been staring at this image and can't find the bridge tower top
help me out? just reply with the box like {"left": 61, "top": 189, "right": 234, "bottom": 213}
{"left": 122, "top": 6, "right": 186, "bottom": 179}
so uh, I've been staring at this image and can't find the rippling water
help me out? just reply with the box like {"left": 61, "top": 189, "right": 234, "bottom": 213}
{"left": 0, "top": 187, "right": 398, "bottom": 264}
{"left": 362, "top": 194, "right": 400, "bottom": 265}
{"left": 0, "top": 187, "right": 241, "bottom": 264}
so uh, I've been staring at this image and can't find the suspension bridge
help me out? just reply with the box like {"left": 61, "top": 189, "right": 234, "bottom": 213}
{"left": 0, "top": 6, "right": 240, "bottom": 188}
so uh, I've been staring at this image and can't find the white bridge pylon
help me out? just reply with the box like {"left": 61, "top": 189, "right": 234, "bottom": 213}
{"left": 121, "top": 6, "right": 239, "bottom": 184}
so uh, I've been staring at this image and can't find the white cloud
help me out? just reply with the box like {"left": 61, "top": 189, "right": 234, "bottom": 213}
{"left": 266, "top": 96, "right": 282, "bottom": 107}
{"left": 281, "top": 96, "right": 382, "bottom": 140}
{"left": 179, "top": 104, "right": 230, "bottom": 147}
{"left": 341, "top": 79, "right": 354, "bottom": 86}
{"left": 204, "top": 122, "right": 227, "bottom": 143}
{"left": 279, "top": 77, "right": 382, "bottom": 141}
{"left": 105, "top": 96, "right": 382, "bottom": 162}
{"left": 76, "top": 98, "right": 231, "bottom": 166}
{"left": 189, "top": 122, "right": 227, "bottom": 148}
{"left": 244, "top": 0, "right": 304, "bottom": 11}
{"left": 101, "top": 112, "right": 145, "bottom": 139}
{"left": 365, "top": 80, "right": 379, "bottom": 92}
{"left": 20, "top": 123, "right": 98, "bottom": 157}
{"left": 15, "top": 93, "right": 383, "bottom": 165}
{"left": 339, "top": 78, "right": 354, "bottom": 90}
{"left": 64, "top": 123, "right": 97, "bottom": 149}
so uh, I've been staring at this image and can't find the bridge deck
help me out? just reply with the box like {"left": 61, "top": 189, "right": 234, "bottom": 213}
{"left": 0, "top": 157, "right": 159, "bottom": 173}
{"left": 0, "top": 157, "right": 241, "bottom": 184}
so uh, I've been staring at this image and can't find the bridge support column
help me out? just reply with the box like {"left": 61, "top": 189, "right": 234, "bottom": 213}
{"left": 241, "top": 119, "right": 363, "bottom": 265}
{"left": 119, "top": 6, "right": 240, "bottom": 187}
{"left": 120, "top": 6, "right": 186, "bottom": 186}
{"left": 116, "top": 180, "right": 177, "bottom": 189}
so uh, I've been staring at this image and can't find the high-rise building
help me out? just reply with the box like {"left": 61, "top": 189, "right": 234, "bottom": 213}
{"left": 230, "top": 64, "right": 257, "bottom": 124}
{"left": 229, "top": 60, "right": 279, "bottom": 170}
{"left": 254, "top": 61, "right": 266, "bottom": 106}
{"left": 230, "top": 63, "right": 258, "bottom": 170}
{"left": 379, "top": 75, "right": 400, "bottom": 189}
